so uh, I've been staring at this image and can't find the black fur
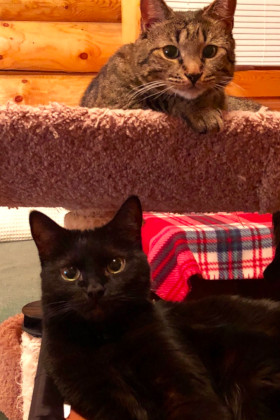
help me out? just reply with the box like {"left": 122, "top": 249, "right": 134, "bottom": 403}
{"left": 30, "top": 198, "right": 280, "bottom": 420}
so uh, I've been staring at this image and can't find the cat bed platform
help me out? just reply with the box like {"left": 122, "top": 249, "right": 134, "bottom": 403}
{"left": 0, "top": 103, "right": 280, "bottom": 214}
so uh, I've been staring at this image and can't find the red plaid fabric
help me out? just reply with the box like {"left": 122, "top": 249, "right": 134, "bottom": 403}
{"left": 142, "top": 212, "right": 274, "bottom": 302}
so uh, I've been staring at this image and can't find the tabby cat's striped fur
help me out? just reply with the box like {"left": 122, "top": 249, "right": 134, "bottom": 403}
{"left": 81, "top": 0, "right": 260, "bottom": 133}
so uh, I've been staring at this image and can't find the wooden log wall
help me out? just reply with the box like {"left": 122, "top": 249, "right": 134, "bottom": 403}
{"left": 0, "top": 0, "right": 124, "bottom": 106}
{"left": 0, "top": 22, "right": 121, "bottom": 72}
{"left": 0, "top": 0, "right": 278, "bottom": 109}
{"left": 226, "top": 70, "right": 280, "bottom": 111}
{"left": 0, "top": 0, "right": 121, "bottom": 22}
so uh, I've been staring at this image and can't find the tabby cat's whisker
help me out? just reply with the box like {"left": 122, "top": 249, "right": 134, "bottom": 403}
{"left": 131, "top": 80, "right": 166, "bottom": 92}
{"left": 126, "top": 81, "right": 168, "bottom": 106}
{"left": 228, "top": 81, "right": 246, "bottom": 92}
{"left": 130, "top": 82, "right": 167, "bottom": 97}
{"left": 141, "top": 85, "right": 173, "bottom": 101}
{"left": 129, "top": 82, "right": 167, "bottom": 100}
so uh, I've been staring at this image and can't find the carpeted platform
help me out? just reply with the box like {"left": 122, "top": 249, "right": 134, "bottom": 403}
{"left": 0, "top": 103, "right": 279, "bottom": 214}
{"left": 1, "top": 102, "right": 280, "bottom": 419}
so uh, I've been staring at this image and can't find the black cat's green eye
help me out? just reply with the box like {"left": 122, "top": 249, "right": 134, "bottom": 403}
{"left": 106, "top": 258, "right": 126, "bottom": 275}
{"left": 202, "top": 45, "right": 218, "bottom": 59}
{"left": 61, "top": 267, "right": 80, "bottom": 282}
{"left": 163, "top": 45, "right": 180, "bottom": 59}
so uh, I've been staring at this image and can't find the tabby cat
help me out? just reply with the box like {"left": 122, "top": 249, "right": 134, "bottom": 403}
{"left": 81, "top": 0, "right": 261, "bottom": 134}
{"left": 30, "top": 197, "right": 280, "bottom": 420}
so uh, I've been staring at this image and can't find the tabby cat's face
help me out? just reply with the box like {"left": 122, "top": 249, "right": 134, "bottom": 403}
{"left": 136, "top": 0, "right": 236, "bottom": 99}
{"left": 30, "top": 197, "right": 150, "bottom": 323}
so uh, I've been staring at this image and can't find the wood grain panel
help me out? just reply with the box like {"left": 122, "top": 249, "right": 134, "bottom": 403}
{"left": 0, "top": 21, "right": 122, "bottom": 72}
{"left": 0, "top": 71, "right": 278, "bottom": 109}
{"left": 227, "top": 70, "right": 280, "bottom": 97}
{"left": 121, "top": 0, "right": 140, "bottom": 43}
{"left": 249, "top": 97, "right": 280, "bottom": 111}
{"left": 0, "top": 72, "right": 95, "bottom": 105}
{"left": 0, "top": 0, "right": 121, "bottom": 22}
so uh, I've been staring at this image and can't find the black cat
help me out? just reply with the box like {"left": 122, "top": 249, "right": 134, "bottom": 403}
{"left": 30, "top": 197, "right": 280, "bottom": 420}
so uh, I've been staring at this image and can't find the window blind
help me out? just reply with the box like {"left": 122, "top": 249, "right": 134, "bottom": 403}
{"left": 166, "top": 0, "right": 280, "bottom": 66}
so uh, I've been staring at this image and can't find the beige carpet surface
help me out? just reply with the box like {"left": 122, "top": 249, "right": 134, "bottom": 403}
{"left": 0, "top": 103, "right": 279, "bottom": 214}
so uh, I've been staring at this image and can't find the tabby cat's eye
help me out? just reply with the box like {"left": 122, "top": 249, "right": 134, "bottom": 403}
{"left": 163, "top": 45, "right": 180, "bottom": 59}
{"left": 61, "top": 267, "right": 81, "bottom": 282}
{"left": 106, "top": 258, "right": 126, "bottom": 274}
{"left": 202, "top": 45, "right": 218, "bottom": 59}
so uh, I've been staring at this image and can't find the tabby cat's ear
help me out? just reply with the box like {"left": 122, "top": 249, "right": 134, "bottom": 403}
{"left": 203, "top": 0, "right": 236, "bottom": 30}
{"left": 140, "top": 0, "right": 172, "bottom": 31}
{"left": 29, "top": 211, "right": 67, "bottom": 260}
{"left": 109, "top": 196, "right": 143, "bottom": 244}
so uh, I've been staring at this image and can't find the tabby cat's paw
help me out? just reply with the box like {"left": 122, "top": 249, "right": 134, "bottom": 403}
{"left": 187, "top": 109, "right": 224, "bottom": 134}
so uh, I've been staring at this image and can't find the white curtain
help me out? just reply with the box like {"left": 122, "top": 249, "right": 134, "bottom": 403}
{"left": 166, "top": 0, "right": 280, "bottom": 65}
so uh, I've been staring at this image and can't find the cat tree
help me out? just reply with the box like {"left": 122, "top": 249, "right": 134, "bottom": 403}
{"left": 0, "top": 0, "right": 280, "bottom": 418}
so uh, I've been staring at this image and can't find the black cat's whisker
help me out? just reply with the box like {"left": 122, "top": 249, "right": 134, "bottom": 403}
{"left": 45, "top": 300, "right": 77, "bottom": 319}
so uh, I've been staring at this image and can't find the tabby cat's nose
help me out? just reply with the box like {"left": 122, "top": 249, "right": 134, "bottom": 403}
{"left": 87, "top": 284, "right": 104, "bottom": 300}
{"left": 186, "top": 73, "right": 202, "bottom": 86}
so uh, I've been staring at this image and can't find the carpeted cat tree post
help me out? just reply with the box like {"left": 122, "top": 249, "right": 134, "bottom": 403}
{"left": 1, "top": 103, "right": 280, "bottom": 227}
{"left": 0, "top": 102, "right": 280, "bottom": 420}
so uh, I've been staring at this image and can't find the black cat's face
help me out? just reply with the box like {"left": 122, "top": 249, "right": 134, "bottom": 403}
{"left": 30, "top": 197, "right": 151, "bottom": 323}
{"left": 136, "top": 0, "right": 235, "bottom": 100}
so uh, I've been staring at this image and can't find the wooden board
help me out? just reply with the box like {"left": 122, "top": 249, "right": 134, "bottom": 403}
{"left": 0, "top": 21, "right": 122, "bottom": 72}
{"left": 226, "top": 70, "right": 280, "bottom": 97}
{"left": 0, "top": 0, "right": 121, "bottom": 22}
{"left": 0, "top": 71, "right": 278, "bottom": 109}
{"left": 0, "top": 72, "right": 95, "bottom": 105}
{"left": 249, "top": 97, "right": 280, "bottom": 111}
{"left": 121, "top": 0, "right": 140, "bottom": 43}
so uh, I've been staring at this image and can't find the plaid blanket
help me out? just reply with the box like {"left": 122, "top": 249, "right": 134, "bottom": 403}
{"left": 142, "top": 212, "right": 273, "bottom": 302}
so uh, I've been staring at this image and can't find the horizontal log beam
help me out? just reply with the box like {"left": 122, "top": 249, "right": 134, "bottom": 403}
{"left": 248, "top": 97, "right": 280, "bottom": 111}
{"left": 0, "top": 70, "right": 278, "bottom": 109}
{"left": 0, "top": 21, "right": 122, "bottom": 72}
{"left": 0, "top": 72, "right": 95, "bottom": 105}
{"left": 0, "top": 0, "right": 121, "bottom": 22}
{"left": 226, "top": 70, "right": 280, "bottom": 97}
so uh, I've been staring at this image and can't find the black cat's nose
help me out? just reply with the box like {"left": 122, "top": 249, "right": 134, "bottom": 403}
{"left": 186, "top": 73, "right": 202, "bottom": 86}
{"left": 87, "top": 284, "right": 104, "bottom": 300}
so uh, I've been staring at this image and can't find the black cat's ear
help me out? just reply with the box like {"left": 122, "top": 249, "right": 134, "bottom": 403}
{"left": 140, "top": 0, "right": 172, "bottom": 31}
{"left": 273, "top": 211, "right": 280, "bottom": 247}
{"left": 203, "top": 0, "right": 236, "bottom": 30}
{"left": 29, "top": 211, "right": 66, "bottom": 260}
{"left": 109, "top": 196, "right": 143, "bottom": 244}
{"left": 263, "top": 211, "right": 280, "bottom": 281}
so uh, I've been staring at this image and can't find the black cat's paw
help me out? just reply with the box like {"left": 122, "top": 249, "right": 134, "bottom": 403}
{"left": 187, "top": 108, "right": 224, "bottom": 134}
